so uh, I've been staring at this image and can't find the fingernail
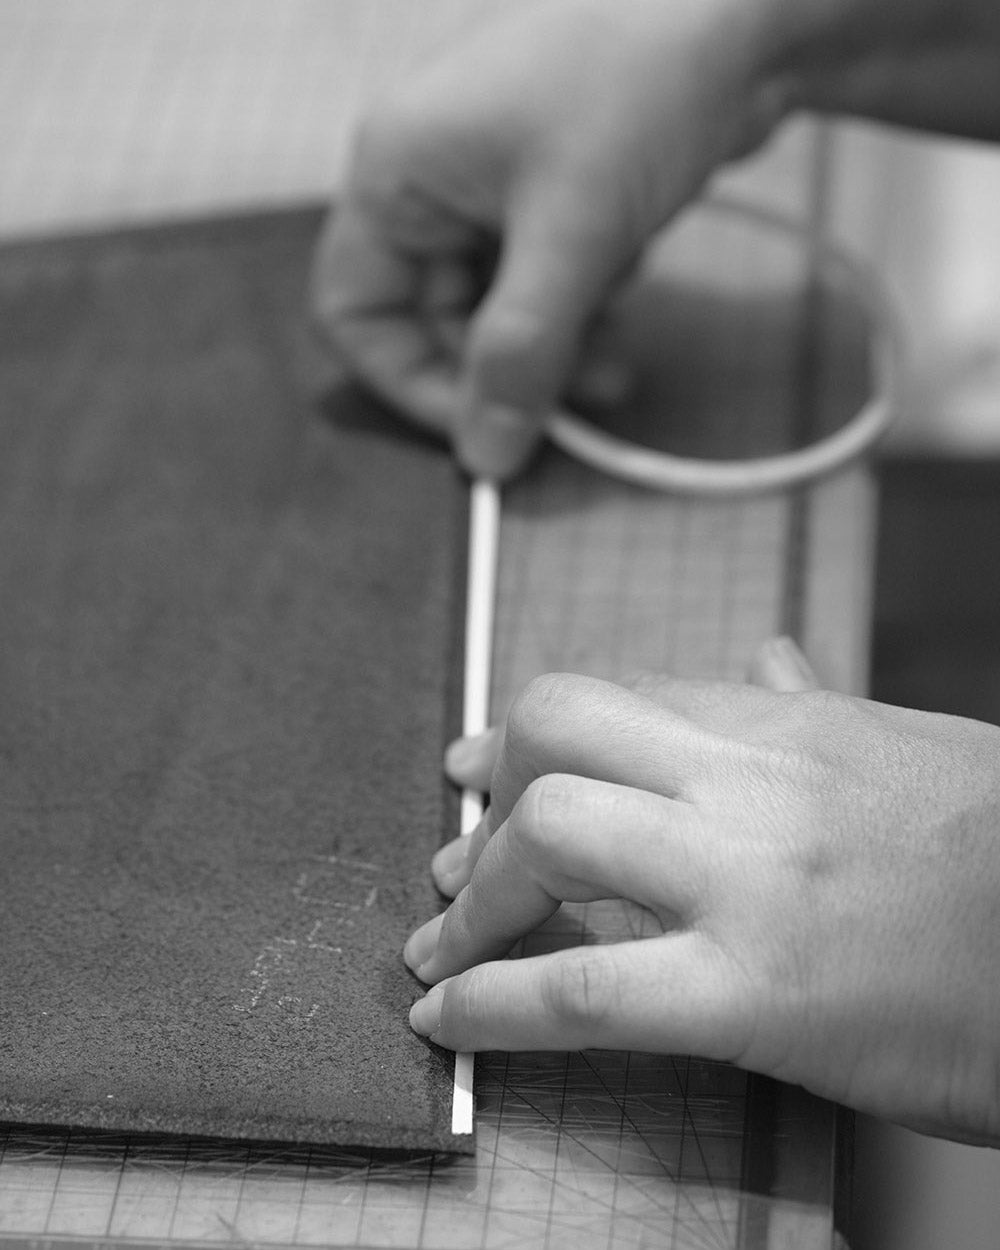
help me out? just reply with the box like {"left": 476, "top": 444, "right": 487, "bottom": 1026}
{"left": 431, "top": 837, "right": 469, "bottom": 890}
{"left": 456, "top": 402, "right": 540, "bottom": 479}
{"left": 409, "top": 981, "right": 445, "bottom": 1038}
{"left": 403, "top": 912, "right": 445, "bottom": 977}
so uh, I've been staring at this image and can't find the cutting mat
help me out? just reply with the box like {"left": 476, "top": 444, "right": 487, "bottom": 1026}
{"left": 0, "top": 199, "right": 873, "bottom": 1247}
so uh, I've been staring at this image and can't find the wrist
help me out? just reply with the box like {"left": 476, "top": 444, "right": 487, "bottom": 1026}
{"left": 746, "top": 0, "right": 995, "bottom": 117}
{"left": 755, "top": 0, "right": 979, "bottom": 61}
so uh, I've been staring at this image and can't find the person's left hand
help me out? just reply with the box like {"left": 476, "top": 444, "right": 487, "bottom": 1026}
{"left": 403, "top": 638, "right": 1000, "bottom": 1145}
{"left": 312, "top": 0, "right": 786, "bottom": 478}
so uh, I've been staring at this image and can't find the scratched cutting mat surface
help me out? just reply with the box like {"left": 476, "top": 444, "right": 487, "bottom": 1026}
{"left": 0, "top": 202, "right": 871, "bottom": 1248}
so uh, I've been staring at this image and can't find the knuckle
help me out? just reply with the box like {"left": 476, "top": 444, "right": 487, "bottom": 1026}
{"left": 465, "top": 302, "right": 560, "bottom": 407}
{"left": 509, "top": 774, "right": 576, "bottom": 863}
{"left": 540, "top": 949, "right": 620, "bottom": 1034}
{"left": 749, "top": 735, "right": 829, "bottom": 789}
{"left": 619, "top": 669, "right": 678, "bottom": 703}
{"left": 349, "top": 106, "right": 444, "bottom": 243}
{"left": 468, "top": 300, "right": 546, "bottom": 362}
{"left": 504, "top": 673, "right": 577, "bottom": 756}
{"left": 351, "top": 103, "right": 415, "bottom": 186}
{"left": 776, "top": 688, "right": 851, "bottom": 742}
{"left": 797, "top": 687, "right": 848, "bottom": 725}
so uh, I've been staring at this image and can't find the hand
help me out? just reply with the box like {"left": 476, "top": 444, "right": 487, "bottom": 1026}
{"left": 404, "top": 638, "right": 1000, "bottom": 1145}
{"left": 312, "top": 0, "right": 786, "bottom": 478}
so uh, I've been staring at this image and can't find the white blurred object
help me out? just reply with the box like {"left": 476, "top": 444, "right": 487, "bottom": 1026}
{"left": 829, "top": 124, "right": 1000, "bottom": 451}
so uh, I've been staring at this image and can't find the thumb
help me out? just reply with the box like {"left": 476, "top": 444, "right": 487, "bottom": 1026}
{"left": 456, "top": 170, "right": 638, "bottom": 479}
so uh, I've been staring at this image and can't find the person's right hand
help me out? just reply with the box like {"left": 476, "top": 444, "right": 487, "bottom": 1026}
{"left": 406, "top": 646, "right": 1000, "bottom": 1145}
{"left": 312, "top": 0, "right": 788, "bottom": 478}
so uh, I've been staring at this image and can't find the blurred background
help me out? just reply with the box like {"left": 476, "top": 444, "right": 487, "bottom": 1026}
{"left": 1, "top": 2, "right": 998, "bottom": 1246}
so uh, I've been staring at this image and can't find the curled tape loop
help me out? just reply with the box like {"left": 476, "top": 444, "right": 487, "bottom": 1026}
{"left": 546, "top": 196, "right": 902, "bottom": 496}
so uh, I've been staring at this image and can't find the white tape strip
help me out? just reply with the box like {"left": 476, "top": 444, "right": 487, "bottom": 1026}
{"left": 451, "top": 476, "right": 500, "bottom": 1137}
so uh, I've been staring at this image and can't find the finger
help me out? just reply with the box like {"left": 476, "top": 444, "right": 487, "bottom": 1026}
{"left": 747, "top": 636, "right": 820, "bottom": 693}
{"left": 437, "top": 669, "right": 795, "bottom": 902}
{"left": 488, "top": 673, "right": 717, "bottom": 831}
{"left": 443, "top": 726, "right": 501, "bottom": 791}
{"left": 435, "top": 726, "right": 503, "bottom": 897}
{"left": 436, "top": 674, "right": 729, "bottom": 896}
{"left": 456, "top": 169, "right": 640, "bottom": 478}
{"left": 564, "top": 312, "right": 638, "bottom": 413}
{"left": 432, "top": 806, "right": 493, "bottom": 898}
{"left": 311, "top": 202, "right": 462, "bottom": 434}
{"left": 409, "top": 935, "right": 748, "bottom": 1058}
{"left": 406, "top": 775, "right": 705, "bottom": 984}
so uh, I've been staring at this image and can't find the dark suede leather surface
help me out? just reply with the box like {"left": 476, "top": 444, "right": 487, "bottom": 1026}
{"left": 0, "top": 210, "right": 468, "bottom": 1152}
